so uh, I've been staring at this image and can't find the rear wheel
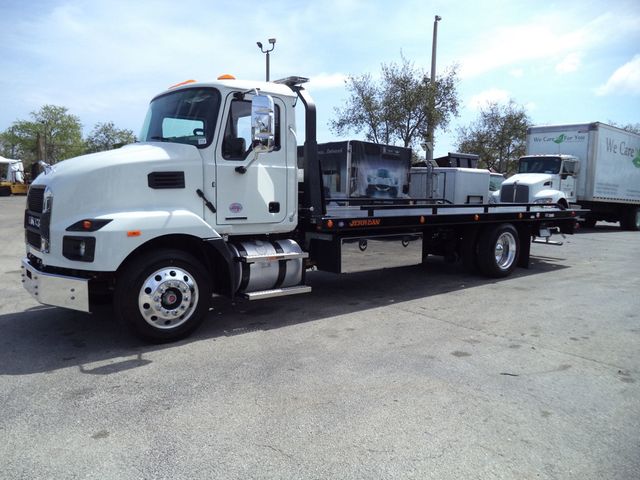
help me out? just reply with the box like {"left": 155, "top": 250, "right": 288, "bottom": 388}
{"left": 621, "top": 207, "right": 640, "bottom": 231}
{"left": 114, "top": 249, "right": 212, "bottom": 342}
{"left": 477, "top": 224, "right": 520, "bottom": 278}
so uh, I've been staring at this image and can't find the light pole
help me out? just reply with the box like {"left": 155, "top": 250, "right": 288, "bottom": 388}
{"left": 256, "top": 38, "right": 276, "bottom": 81}
{"left": 425, "top": 15, "right": 441, "bottom": 163}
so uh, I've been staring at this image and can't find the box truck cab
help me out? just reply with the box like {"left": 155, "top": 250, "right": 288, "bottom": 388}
{"left": 498, "top": 123, "right": 640, "bottom": 230}
{"left": 499, "top": 154, "right": 578, "bottom": 208}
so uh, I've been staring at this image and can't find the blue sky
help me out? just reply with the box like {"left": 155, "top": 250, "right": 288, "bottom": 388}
{"left": 1, "top": 0, "right": 638, "bottom": 158}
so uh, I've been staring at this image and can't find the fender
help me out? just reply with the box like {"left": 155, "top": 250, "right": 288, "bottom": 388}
{"left": 532, "top": 189, "right": 567, "bottom": 204}
{"left": 49, "top": 209, "right": 222, "bottom": 272}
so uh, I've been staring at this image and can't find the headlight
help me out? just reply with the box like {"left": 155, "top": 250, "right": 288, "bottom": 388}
{"left": 43, "top": 186, "right": 53, "bottom": 213}
{"left": 533, "top": 197, "right": 554, "bottom": 204}
{"left": 41, "top": 186, "right": 53, "bottom": 253}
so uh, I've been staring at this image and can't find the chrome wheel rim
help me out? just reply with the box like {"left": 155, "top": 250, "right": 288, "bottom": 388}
{"left": 138, "top": 267, "right": 199, "bottom": 329}
{"left": 494, "top": 232, "right": 517, "bottom": 270}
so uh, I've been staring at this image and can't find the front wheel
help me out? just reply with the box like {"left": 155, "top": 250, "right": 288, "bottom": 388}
{"left": 477, "top": 224, "right": 520, "bottom": 278}
{"left": 114, "top": 249, "right": 212, "bottom": 342}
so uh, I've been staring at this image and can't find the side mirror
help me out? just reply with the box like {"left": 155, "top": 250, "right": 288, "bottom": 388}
{"left": 251, "top": 94, "right": 275, "bottom": 153}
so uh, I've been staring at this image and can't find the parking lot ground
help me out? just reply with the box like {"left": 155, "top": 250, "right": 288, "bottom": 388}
{"left": 1, "top": 194, "right": 639, "bottom": 479}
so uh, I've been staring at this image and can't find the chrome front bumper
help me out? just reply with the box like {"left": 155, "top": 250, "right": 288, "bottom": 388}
{"left": 21, "top": 257, "right": 90, "bottom": 312}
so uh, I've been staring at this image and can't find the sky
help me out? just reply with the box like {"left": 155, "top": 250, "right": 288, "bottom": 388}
{"left": 1, "top": 0, "right": 639, "bottom": 158}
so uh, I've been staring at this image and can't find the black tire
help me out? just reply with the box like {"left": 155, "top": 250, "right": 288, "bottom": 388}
{"left": 582, "top": 215, "right": 597, "bottom": 229}
{"left": 557, "top": 199, "right": 568, "bottom": 210}
{"left": 114, "top": 249, "right": 212, "bottom": 343}
{"left": 621, "top": 207, "right": 640, "bottom": 231}
{"left": 477, "top": 224, "right": 520, "bottom": 278}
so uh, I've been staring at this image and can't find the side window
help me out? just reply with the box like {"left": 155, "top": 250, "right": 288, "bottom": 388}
{"left": 222, "top": 98, "right": 280, "bottom": 160}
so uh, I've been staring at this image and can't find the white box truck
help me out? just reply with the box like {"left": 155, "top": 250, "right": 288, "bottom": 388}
{"left": 498, "top": 122, "right": 640, "bottom": 230}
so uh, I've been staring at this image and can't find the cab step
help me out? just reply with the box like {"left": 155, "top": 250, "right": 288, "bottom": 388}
{"left": 240, "top": 285, "right": 312, "bottom": 301}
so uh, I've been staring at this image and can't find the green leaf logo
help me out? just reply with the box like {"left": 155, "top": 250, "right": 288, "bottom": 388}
{"left": 553, "top": 134, "right": 567, "bottom": 144}
{"left": 633, "top": 151, "right": 640, "bottom": 168}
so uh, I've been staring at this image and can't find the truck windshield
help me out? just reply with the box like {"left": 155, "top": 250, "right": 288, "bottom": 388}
{"left": 518, "top": 156, "right": 561, "bottom": 174}
{"left": 139, "top": 88, "right": 221, "bottom": 148}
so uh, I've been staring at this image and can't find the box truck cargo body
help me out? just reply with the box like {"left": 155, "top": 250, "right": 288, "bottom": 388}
{"left": 499, "top": 122, "right": 640, "bottom": 230}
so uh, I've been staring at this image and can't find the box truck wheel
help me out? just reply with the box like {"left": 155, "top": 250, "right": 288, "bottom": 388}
{"left": 114, "top": 249, "right": 212, "bottom": 342}
{"left": 477, "top": 224, "right": 519, "bottom": 278}
{"left": 582, "top": 215, "right": 597, "bottom": 228}
{"left": 621, "top": 207, "right": 640, "bottom": 231}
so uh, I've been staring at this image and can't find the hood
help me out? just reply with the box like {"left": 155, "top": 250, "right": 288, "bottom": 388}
{"left": 34, "top": 142, "right": 201, "bottom": 182}
{"left": 502, "top": 173, "right": 553, "bottom": 186}
{"left": 31, "top": 142, "right": 205, "bottom": 219}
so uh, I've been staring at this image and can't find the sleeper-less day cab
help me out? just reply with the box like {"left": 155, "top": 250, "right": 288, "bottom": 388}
{"left": 21, "top": 75, "right": 581, "bottom": 342}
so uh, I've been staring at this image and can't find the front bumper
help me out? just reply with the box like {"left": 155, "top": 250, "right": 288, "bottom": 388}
{"left": 21, "top": 257, "right": 90, "bottom": 312}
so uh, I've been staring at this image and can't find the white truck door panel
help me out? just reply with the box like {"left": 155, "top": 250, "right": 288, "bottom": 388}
{"left": 214, "top": 93, "right": 288, "bottom": 225}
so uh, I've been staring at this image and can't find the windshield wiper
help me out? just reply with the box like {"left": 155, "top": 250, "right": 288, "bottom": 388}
{"left": 149, "top": 136, "right": 169, "bottom": 142}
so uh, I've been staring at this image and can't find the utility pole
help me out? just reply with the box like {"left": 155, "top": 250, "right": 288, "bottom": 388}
{"left": 425, "top": 15, "right": 441, "bottom": 163}
{"left": 256, "top": 38, "right": 276, "bottom": 81}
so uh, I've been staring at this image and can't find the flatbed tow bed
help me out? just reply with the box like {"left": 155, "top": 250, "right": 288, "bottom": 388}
{"left": 303, "top": 201, "right": 583, "bottom": 275}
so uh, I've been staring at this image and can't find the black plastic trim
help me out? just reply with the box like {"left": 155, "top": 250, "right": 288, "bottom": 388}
{"left": 148, "top": 171, "right": 185, "bottom": 189}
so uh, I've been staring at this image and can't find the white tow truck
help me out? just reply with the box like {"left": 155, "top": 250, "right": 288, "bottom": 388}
{"left": 21, "top": 75, "right": 581, "bottom": 342}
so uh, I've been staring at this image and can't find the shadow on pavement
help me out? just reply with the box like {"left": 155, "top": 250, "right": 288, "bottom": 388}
{"left": 0, "top": 255, "right": 569, "bottom": 376}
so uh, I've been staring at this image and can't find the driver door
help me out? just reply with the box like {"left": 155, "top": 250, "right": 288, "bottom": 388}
{"left": 213, "top": 92, "right": 288, "bottom": 227}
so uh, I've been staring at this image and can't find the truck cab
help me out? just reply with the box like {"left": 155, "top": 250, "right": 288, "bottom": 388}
{"left": 498, "top": 154, "right": 579, "bottom": 208}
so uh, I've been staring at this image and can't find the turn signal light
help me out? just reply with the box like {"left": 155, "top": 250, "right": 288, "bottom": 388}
{"left": 169, "top": 79, "right": 196, "bottom": 89}
{"left": 127, "top": 230, "right": 142, "bottom": 237}
{"left": 217, "top": 74, "right": 236, "bottom": 80}
{"left": 473, "top": 214, "right": 480, "bottom": 221}
{"left": 326, "top": 220, "right": 334, "bottom": 229}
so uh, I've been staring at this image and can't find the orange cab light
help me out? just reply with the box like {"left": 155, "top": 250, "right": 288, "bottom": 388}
{"left": 168, "top": 79, "right": 196, "bottom": 89}
{"left": 127, "top": 230, "right": 142, "bottom": 237}
{"left": 217, "top": 74, "right": 236, "bottom": 80}
{"left": 82, "top": 220, "right": 93, "bottom": 230}
{"left": 326, "top": 220, "right": 334, "bottom": 229}
{"left": 474, "top": 214, "right": 480, "bottom": 221}
{"left": 518, "top": 213, "right": 523, "bottom": 219}
{"left": 419, "top": 216, "right": 426, "bottom": 224}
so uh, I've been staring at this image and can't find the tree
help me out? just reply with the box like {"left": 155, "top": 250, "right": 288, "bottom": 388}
{"left": 608, "top": 121, "right": 640, "bottom": 135}
{"left": 0, "top": 105, "right": 84, "bottom": 164}
{"left": 330, "top": 56, "right": 459, "bottom": 152}
{"left": 85, "top": 122, "right": 136, "bottom": 153}
{"left": 456, "top": 101, "right": 530, "bottom": 175}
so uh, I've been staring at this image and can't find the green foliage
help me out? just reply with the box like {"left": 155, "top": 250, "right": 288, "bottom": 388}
{"left": 0, "top": 107, "right": 137, "bottom": 165}
{"left": 85, "top": 122, "right": 136, "bottom": 153}
{"left": 330, "top": 56, "right": 459, "bottom": 151}
{"left": 456, "top": 101, "right": 530, "bottom": 175}
{"left": 0, "top": 105, "right": 84, "bottom": 164}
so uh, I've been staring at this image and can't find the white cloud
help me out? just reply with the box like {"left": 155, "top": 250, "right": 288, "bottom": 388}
{"left": 458, "top": 12, "right": 638, "bottom": 79}
{"left": 555, "top": 52, "right": 582, "bottom": 74}
{"left": 308, "top": 73, "right": 348, "bottom": 89}
{"left": 467, "top": 88, "right": 510, "bottom": 110}
{"left": 596, "top": 55, "right": 640, "bottom": 96}
{"left": 509, "top": 68, "right": 524, "bottom": 78}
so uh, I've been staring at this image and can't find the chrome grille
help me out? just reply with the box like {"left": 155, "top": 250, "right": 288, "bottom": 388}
{"left": 500, "top": 184, "right": 530, "bottom": 203}
{"left": 28, "top": 186, "right": 46, "bottom": 213}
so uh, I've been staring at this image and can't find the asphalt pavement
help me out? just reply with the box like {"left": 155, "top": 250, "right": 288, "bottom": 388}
{"left": 1, "top": 194, "right": 639, "bottom": 480}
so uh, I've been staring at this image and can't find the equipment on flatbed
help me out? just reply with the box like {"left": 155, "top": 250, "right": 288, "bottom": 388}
{"left": 20, "top": 74, "right": 581, "bottom": 342}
